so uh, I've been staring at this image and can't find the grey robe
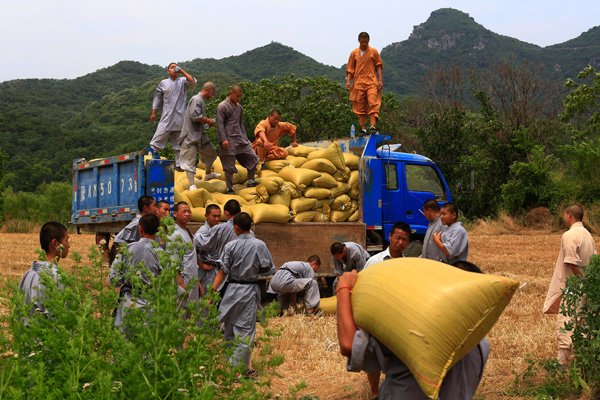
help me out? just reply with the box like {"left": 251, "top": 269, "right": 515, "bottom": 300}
{"left": 332, "top": 242, "right": 370, "bottom": 275}
{"left": 267, "top": 261, "right": 320, "bottom": 310}
{"left": 114, "top": 214, "right": 141, "bottom": 244}
{"left": 193, "top": 221, "right": 221, "bottom": 294}
{"left": 421, "top": 215, "right": 445, "bottom": 261}
{"left": 348, "top": 329, "right": 489, "bottom": 400}
{"left": 108, "top": 238, "right": 164, "bottom": 326}
{"left": 170, "top": 224, "right": 199, "bottom": 303}
{"left": 218, "top": 233, "right": 275, "bottom": 369}
{"left": 216, "top": 98, "right": 253, "bottom": 156}
{"left": 152, "top": 76, "right": 197, "bottom": 132}
{"left": 440, "top": 222, "right": 469, "bottom": 264}
{"left": 18, "top": 261, "right": 62, "bottom": 324}
{"left": 181, "top": 92, "right": 211, "bottom": 146}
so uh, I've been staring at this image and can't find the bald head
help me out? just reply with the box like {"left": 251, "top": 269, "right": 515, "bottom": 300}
{"left": 229, "top": 85, "right": 243, "bottom": 104}
{"left": 202, "top": 82, "right": 215, "bottom": 91}
{"left": 201, "top": 81, "right": 215, "bottom": 100}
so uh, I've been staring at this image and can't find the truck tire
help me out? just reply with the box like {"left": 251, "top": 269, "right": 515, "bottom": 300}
{"left": 403, "top": 240, "right": 423, "bottom": 258}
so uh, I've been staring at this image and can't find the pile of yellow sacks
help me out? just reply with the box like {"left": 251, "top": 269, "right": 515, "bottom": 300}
{"left": 173, "top": 142, "right": 361, "bottom": 223}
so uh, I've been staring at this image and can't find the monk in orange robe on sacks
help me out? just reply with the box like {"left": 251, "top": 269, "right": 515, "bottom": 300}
{"left": 346, "top": 31, "right": 383, "bottom": 136}
{"left": 252, "top": 109, "right": 298, "bottom": 162}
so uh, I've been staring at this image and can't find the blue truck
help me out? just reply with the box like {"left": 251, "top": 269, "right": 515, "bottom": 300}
{"left": 71, "top": 134, "right": 451, "bottom": 276}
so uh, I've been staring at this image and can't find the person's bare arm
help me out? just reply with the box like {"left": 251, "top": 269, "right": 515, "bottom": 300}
{"left": 179, "top": 68, "right": 195, "bottom": 85}
{"left": 212, "top": 269, "right": 226, "bottom": 292}
{"left": 257, "top": 131, "right": 273, "bottom": 150}
{"left": 376, "top": 65, "right": 383, "bottom": 90}
{"left": 337, "top": 270, "right": 358, "bottom": 356}
{"left": 346, "top": 72, "right": 353, "bottom": 90}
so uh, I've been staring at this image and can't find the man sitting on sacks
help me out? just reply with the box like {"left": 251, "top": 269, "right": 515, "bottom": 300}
{"left": 336, "top": 270, "right": 489, "bottom": 399}
{"left": 252, "top": 109, "right": 298, "bottom": 164}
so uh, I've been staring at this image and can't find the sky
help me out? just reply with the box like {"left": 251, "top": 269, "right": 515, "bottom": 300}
{"left": 1, "top": 0, "right": 599, "bottom": 83}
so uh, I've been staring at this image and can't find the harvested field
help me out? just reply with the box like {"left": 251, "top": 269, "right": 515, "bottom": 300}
{"left": 1, "top": 230, "right": 597, "bottom": 399}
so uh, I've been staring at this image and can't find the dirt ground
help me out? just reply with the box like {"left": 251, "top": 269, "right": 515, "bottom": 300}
{"left": 0, "top": 228, "right": 596, "bottom": 399}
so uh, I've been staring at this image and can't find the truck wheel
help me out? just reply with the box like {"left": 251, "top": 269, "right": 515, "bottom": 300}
{"left": 403, "top": 240, "right": 423, "bottom": 257}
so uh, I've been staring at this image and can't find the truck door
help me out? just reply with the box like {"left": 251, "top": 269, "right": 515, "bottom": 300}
{"left": 403, "top": 163, "right": 449, "bottom": 234}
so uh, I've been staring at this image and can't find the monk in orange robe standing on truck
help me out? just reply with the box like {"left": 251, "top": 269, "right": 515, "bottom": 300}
{"left": 346, "top": 32, "right": 383, "bottom": 136}
{"left": 252, "top": 109, "right": 298, "bottom": 162}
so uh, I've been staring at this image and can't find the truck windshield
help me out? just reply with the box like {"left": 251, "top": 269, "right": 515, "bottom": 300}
{"left": 405, "top": 164, "right": 447, "bottom": 201}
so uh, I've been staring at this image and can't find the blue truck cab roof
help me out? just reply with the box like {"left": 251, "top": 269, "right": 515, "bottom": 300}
{"left": 376, "top": 144, "right": 435, "bottom": 164}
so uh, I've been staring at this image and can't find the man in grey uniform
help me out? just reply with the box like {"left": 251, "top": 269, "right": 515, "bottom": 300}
{"left": 331, "top": 241, "right": 369, "bottom": 291}
{"left": 212, "top": 213, "right": 275, "bottom": 375}
{"left": 337, "top": 270, "right": 489, "bottom": 399}
{"left": 433, "top": 202, "right": 469, "bottom": 264}
{"left": 193, "top": 204, "right": 222, "bottom": 294}
{"left": 216, "top": 85, "right": 259, "bottom": 193}
{"left": 267, "top": 255, "right": 321, "bottom": 316}
{"left": 180, "top": 81, "right": 221, "bottom": 191}
{"left": 150, "top": 63, "right": 196, "bottom": 171}
{"left": 109, "top": 214, "right": 164, "bottom": 327}
{"left": 113, "top": 196, "right": 157, "bottom": 246}
{"left": 170, "top": 202, "right": 201, "bottom": 310}
{"left": 420, "top": 199, "right": 445, "bottom": 261}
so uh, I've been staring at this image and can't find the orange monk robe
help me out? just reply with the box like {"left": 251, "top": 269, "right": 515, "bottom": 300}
{"left": 252, "top": 119, "right": 297, "bottom": 162}
{"left": 346, "top": 46, "right": 383, "bottom": 118}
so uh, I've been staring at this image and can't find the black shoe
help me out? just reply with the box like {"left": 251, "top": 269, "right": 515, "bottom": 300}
{"left": 247, "top": 180, "right": 258, "bottom": 188}
{"left": 226, "top": 188, "right": 234, "bottom": 194}
{"left": 358, "top": 129, "right": 367, "bottom": 137}
{"left": 277, "top": 311, "right": 284, "bottom": 317}
{"left": 370, "top": 126, "right": 376, "bottom": 133}
{"left": 243, "top": 369, "right": 260, "bottom": 380}
{"left": 175, "top": 166, "right": 184, "bottom": 172}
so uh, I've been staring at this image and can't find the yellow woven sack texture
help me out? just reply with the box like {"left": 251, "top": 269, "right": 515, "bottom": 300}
{"left": 347, "top": 209, "right": 359, "bottom": 222}
{"left": 268, "top": 190, "right": 292, "bottom": 207}
{"left": 332, "top": 167, "right": 351, "bottom": 182}
{"left": 330, "top": 182, "right": 351, "bottom": 198}
{"left": 258, "top": 169, "right": 280, "bottom": 178}
{"left": 330, "top": 208, "right": 353, "bottom": 222}
{"left": 256, "top": 176, "right": 285, "bottom": 195}
{"left": 282, "top": 181, "right": 303, "bottom": 199}
{"left": 315, "top": 198, "right": 334, "bottom": 208}
{"left": 301, "top": 158, "right": 337, "bottom": 175}
{"left": 312, "top": 204, "right": 331, "bottom": 222}
{"left": 185, "top": 188, "right": 211, "bottom": 208}
{"left": 292, "top": 210, "right": 317, "bottom": 222}
{"left": 286, "top": 144, "right": 319, "bottom": 157}
{"left": 347, "top": 170, "right": 359, "bottom": 187}
{"left": 307, "top": 142, "right": 346, "bottom": 170}
{"left": 304, "top": 186, "right": 333, "bottom": 200}
{"left": 343, "top": 153, "right": 360, "bottom": 170}
{"left": 290, "top": 197, "right": 318, "bottom": 213}
{"left": 250, "top": 204, "right": 290, "bottom": 223}
{"left": 236, "top": 185, "right": 269, "bottom": 204}
{"left": 286, "top": 155, "right": 308, "bottom": 168}
{"left": 311, "top": 172, "right": 339, "bottom": 189}
{"left": 264, "top": 159, "right": 290, "bottom": 172}
{"left": 317, "top": 296, "right": 337, "bottom": 315}
{"left": 352, "top": 259, "right": 519, "bottom": 399}
{"left": 209, "top": 193, "right": 249, "bottom": 206}
{"left": 174, "top": 190, "right": 192, "bottom": 207}
{"left": 190, "top": 207, "right": 206, "bottom": 222}
{"left": 331, "top": 194, "right": 352, "bottom": 211}
{"left": 278, "top": 167, "right": 321, "bottom": 188}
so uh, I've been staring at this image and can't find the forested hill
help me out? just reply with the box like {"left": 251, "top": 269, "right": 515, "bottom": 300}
{"left": 1, "top": 8, "right": 599, "bottom": 192}
{"left": 380, "top": 8, "right": 600, "bottom": 95}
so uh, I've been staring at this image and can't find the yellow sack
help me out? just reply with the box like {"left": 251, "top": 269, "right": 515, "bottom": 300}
{"left": 209, "top": 192, "right": 249, "bottom": 206}
{"left": 175, "top": 190, "right": 192, "bottom": 207}
{"left": 347, "top": 170, "right": 359, "bottom": 187}
{"left": 278, "top": 167, "right": 321, "bottom": 189}
{"left": 287, "top": 144, "right": 319, "bottom": 157}
{"left": 258, "top": 169, "right": 280, "bottom": 178}
{"left": 257, "top": 176, "right": 285, "bottom": 195}
{"left": 241, "top": 205, "right": 254, "bottom": 218}
{"left": 268, "top": 190, "right": 292, "bottom": 207}
{"left": 282, "top": 181, "right": 303, "bottom": 199}
{"left": 317, "top": 296, "right": 337, "bottom": 315}
{"left": 264, "top": 159, "right": 290, "bottom": 172}
{"left": 312, "top": 204, "right": 331, "bottom": 222}
{"left": 194, "top": 168, "right": 205, "bottom": 180}
{"left": 330, "top": 182, "right": 351, "bottom": 198}
{"left": 304, "top": 186, "right": 333, "bottom": 200}
{"left": 311, "top": 172, "right": 339, "bottom": 189}
{"left": 196, "top": 157, "right": 223, "bottom": 171}
{"left": 301, "top": 158, "right": 337, "bottom": 175}
{"left": 315, "top": 198, "right": 333, "bottom": 209}
{"left": 174, "top": 170, "right": 188, "bottom": 183}
{"left": 174, "top": 180, "right": 188, "bottom": 195}
{"left": 190, "top": 207, "right": 206, "bottom": 222}
{"left": 185, "top": 188, "right": 211, "bottom": 208}
{"left": 307, "top": 142, "right": 346, "bottom": 170}
{"left": 204, "top": 179, "right": 228, "bottom": 194}
{"left": 331, "top": 194, "right": 352, "bottom": 211}
{"left": 250, "top": 204, "right": 290, "bottom": 224}
{"left": 292, "top": 210, "right": 317, "bottom": 222}
{"left": 330, "top": 208, "right": 353, "bottom": 222}
{"left": 332, "top": 167, "right": 351, "bottom": 182}
{"left": 290, "top": 197, "right": 318, "bottom": 213}
{"left": 350, "top": 259, "right": 519, "bottom": 399}
{"left": 343, "top": 153, "right": 360, "bottom": 170}
{"left": 236, "top": 185, "right": 269, "bottom": 204}
{"left": 348, "top": 209, "right": 359, "bottom": 222}
{"left": 286, "top": 155, "right": 307, "bottom": 168}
